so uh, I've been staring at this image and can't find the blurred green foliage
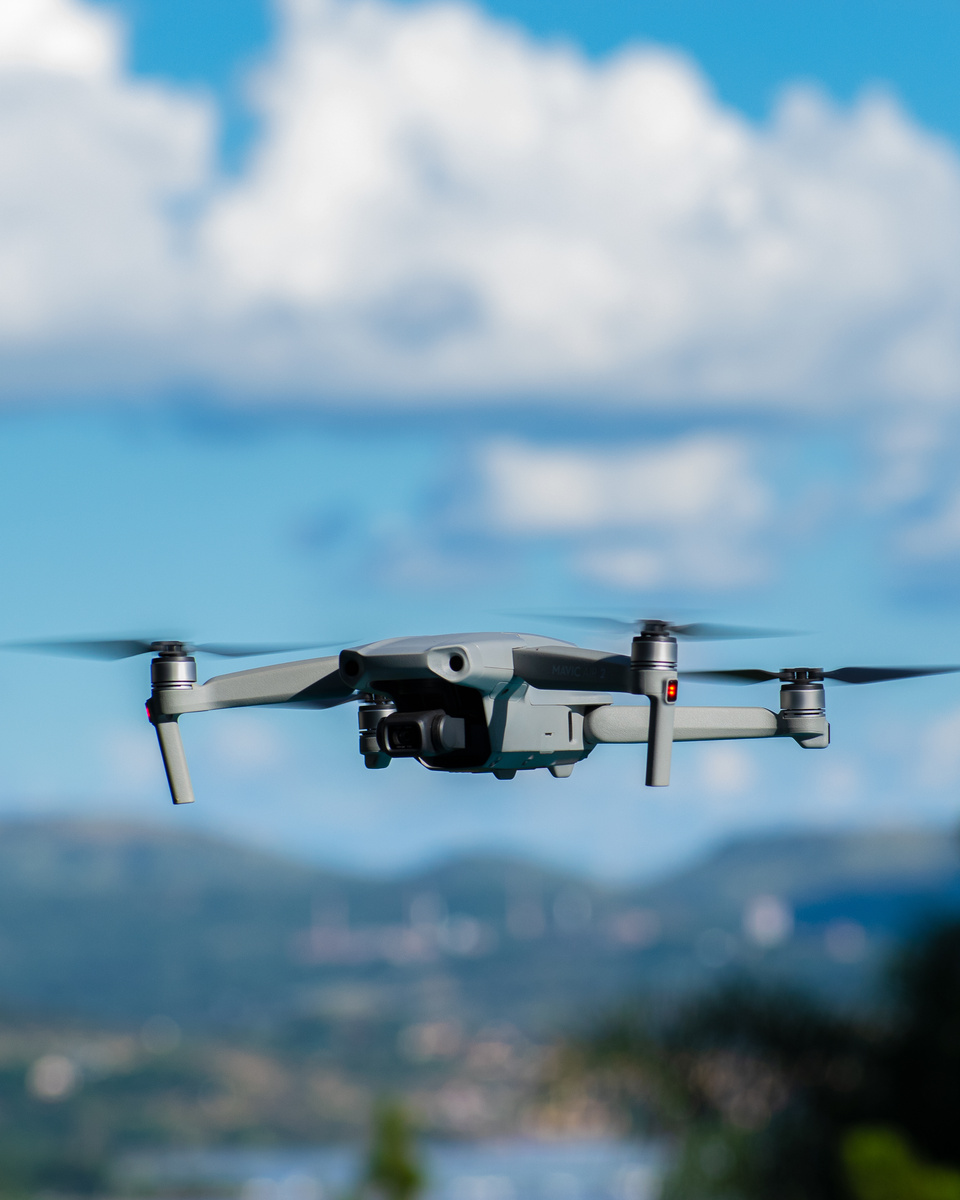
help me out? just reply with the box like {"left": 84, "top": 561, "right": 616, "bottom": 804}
{"left": 358, "top": 1100, "right": 425, "bottom": 1200}
{"left": 569, "top": 920, "right": 960, "bottom": 1200}
{"left": 842, "top": 1127, "right": 960, "bottom": 1200}
{"left": 658, "top": 1123, "right": 757, "bottom": 1200}
{"left": 0, "top": 1147, "right": 105, "bottom": 1197}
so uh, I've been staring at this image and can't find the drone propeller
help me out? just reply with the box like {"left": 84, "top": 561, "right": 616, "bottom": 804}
{"left": 6, "top": 637, "right": 336, "bottom": 661}
{"left": 681, "top": 665, "right": 960, "bottom": 686}
{"left": 524, "top": 615, "right": 794, "bottom": 641}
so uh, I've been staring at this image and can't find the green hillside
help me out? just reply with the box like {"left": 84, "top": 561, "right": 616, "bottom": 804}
{"left": 0, "top": 818, "right": 955, "bottom": 1164}
{"left": 0, "top": 817, "right": 956, "bottom": 1038}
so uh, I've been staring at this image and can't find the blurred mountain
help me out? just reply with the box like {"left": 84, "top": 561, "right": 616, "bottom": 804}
{"left": 0, "top": 817, "right": 957, "bottom": 1044}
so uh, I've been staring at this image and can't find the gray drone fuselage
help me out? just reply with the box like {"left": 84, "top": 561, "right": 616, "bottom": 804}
{"left": 345, "top": 632, "right": 612, "bottom": 778}
{"left": 146, "top": 631, "right": 830, "bottom": 804}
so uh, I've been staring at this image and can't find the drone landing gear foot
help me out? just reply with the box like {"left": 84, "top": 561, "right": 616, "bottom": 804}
{"left": 549, "top": 763, "right": 575, "bottom": 778}
{"left": 364, "top": 752, "right": 391, "bottom": 769}
{"left": 493, "top": 769, "right": 517, "bottom": 780}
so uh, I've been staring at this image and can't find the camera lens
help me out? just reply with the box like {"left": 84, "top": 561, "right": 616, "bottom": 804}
{"left": 449, "top": 653, "right": 465, "bottom": 672}
{"left": 387, "top": 722, "right": 422, "bottom": 752}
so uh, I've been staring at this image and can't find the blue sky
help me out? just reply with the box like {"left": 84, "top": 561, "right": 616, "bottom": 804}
{"left": 2, "top": 0, "right": 960, "bottom": 879}
{"left": 103, "top": 1, "right": 960, "bottom": 146}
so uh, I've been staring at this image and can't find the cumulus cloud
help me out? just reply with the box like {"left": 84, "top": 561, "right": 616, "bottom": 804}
{"left": 483, "top": 436, "right": 768, "bottom": 531}
{"left": 0, "top": 0, "right": 213, "bottom": 394}
{"left": 0, "top": 0, "right": 117, "bottom": 76}
{"left": 480, "top": 435, "right": 772, "bottom": 587}
{"left": 4, "top": 0, "right": 960, "bottom": 404}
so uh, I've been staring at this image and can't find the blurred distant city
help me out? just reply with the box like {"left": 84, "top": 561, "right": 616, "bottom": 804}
{"left": 0, "top": 816, "right": 958, "bottom": 1195}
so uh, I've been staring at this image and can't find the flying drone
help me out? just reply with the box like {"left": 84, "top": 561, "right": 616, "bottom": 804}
{"left": 16, "top": 622, "right": 960, "bottom": 805}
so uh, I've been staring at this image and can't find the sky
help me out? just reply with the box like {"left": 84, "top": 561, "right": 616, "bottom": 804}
{"left": 1, "top": 0, "right": 960, "bottom": 880}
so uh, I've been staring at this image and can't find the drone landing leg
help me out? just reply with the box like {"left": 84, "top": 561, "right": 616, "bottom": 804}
{"left": 152, "top": 716, "right": 195, "bottom": 805}
{"left": 645, "top": 697, "right": 675, "bottom": 786}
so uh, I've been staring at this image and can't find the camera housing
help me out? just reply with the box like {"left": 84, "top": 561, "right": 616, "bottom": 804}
{"left": 377, "top": 709, "right": 466, "bottom": 758}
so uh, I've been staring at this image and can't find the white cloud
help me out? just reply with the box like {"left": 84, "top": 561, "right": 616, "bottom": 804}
{"left": 577, "top": 542, "right": 768, "bottom": 590}
{"left": 4, "top": 0, "right": 960, "bottom": 404}
{"left": 481, "top": 435, "right": 772, "bottom": 588}
{"left": 0, "top": 0, "right": 213, "bottom": 393}
{"left": 482, "top": 436, "right": 768, "bottom": 531}
{"left": 697, "top": 744, "right": 759, "bottom": 797}
{"left": 0, "top": 0, "right": 117, "bottom": 78}
{"left": 574, "top": 547, "right": 670, "bottom": 590}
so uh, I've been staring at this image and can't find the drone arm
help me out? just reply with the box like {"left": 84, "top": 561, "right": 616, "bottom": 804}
{"left": 584, "top": 705, "right": 781, "bottom": 744}
{"left": 151, "top": 656, "right": 354, "bottom": 716}
{"left": 146, "top": 655, "right": 354, "bottom": 807}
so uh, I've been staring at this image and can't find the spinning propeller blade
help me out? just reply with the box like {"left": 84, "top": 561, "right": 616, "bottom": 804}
{"left": 824, "top": 665, "right": 960, "bottom": 684}
{"left": 191, "top": 643, "right": 331, "bottom": 658}
{"left": 520, "top": 615, "right": 794, "bottom": 640}
{"left": 679, "top": 669, "right": 782, "bottom": 684}
{"left": 13, "top": 638, "right": 162, "bottom": 660}
{"left": 681, "top": 665, "right": 960, "bottom": 685}
{"left": 7, "top": 637, "right": 337, "bottom": 660}
{"left": 669, "top": 622, "right": 794, "bottom": 641}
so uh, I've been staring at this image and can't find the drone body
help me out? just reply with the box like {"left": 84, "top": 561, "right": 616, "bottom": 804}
{"left": 17, "top": 619, "right": 955, "bottom": 807}
{"left": 142, "top": 627, "right": 831, "bottom": 805}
